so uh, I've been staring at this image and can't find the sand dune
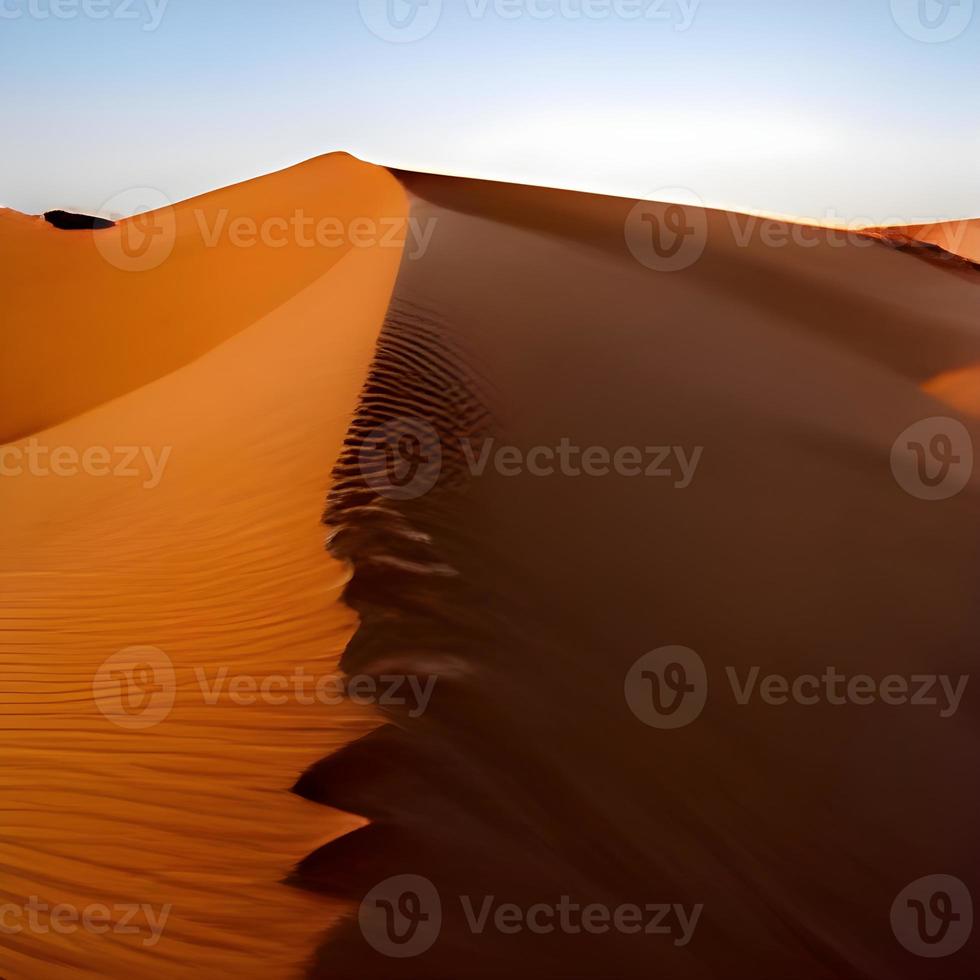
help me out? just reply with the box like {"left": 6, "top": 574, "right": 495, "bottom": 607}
{"left": 863, "top": 218, "right": 980, "bottom": 267}
{"left": 5, "top": 157, "right": 979, "bottom": 978}
{"left": 296, "top": 173, "right": 980, "bottom": 978}
{"left": 898, "top": 219, "right": 980, "bottom": 264}
{"left": 0, "top": 153, "right": 402, "bottom": 443}
{"left": 0, "top": 156, "right": 406, "bottom": 978}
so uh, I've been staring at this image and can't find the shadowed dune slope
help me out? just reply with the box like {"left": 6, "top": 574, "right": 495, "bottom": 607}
{"left": 0, "top": 153, "right": 404, "bottom": 443}
{"left": 0, "top": 160, "right": 406, "bottom": 978}
{"left": 294, "top": 173, "right": 980, "bottom": 978}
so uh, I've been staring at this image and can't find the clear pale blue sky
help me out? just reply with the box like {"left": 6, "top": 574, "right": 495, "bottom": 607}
{"left": 1, "top": 0, "right": 977, "bottom": 221}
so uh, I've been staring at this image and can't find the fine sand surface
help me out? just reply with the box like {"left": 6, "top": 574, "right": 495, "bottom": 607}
{"left": 0, "top": 155, "right": 406, "bottom": 977}
{"left": 296, "top": 173, "right": 980, "bottom": 978}
{"left": 4, "top": 157, "right": 979, "bottom": 979}
{"left": 0, "top": 152, "right": 400, "bottom": 443}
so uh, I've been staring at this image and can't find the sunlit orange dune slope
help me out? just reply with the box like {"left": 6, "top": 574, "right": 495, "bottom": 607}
{"left": 923, "top": 361, "right": 980, "bottom": 418}
{"left": 862, "top": 218, "right": 980, "bottom": 266}
{"left": 0, "top": 152, "right": 403, "bottom": 443}
{"left": 0, "top": 157, "right": 406, "bottom": 978}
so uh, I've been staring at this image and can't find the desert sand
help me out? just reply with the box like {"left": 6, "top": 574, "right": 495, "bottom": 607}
{"left": 4, "top": 159, "right": 979, "bottom": 979}
{"left": 0, "top": 152, "right": 400, "bottom": 444}
{"left": 870, "top": 218, "right": 980, "bottom": 266}
{"left": 0, "top": 154, "right": 406, "bottom": 978}
{"left": 299, "top": 173, "right": 980, "bottom": 978}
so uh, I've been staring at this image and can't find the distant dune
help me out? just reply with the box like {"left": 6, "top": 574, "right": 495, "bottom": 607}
{"left": 3, "top": 158, "right": 979, "bottom": 979}
{"left": 863, "top": 218, "right": 980, "bottom": 267}
{"left": 43, "top": 210, "right": 116, "bottom": 230}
